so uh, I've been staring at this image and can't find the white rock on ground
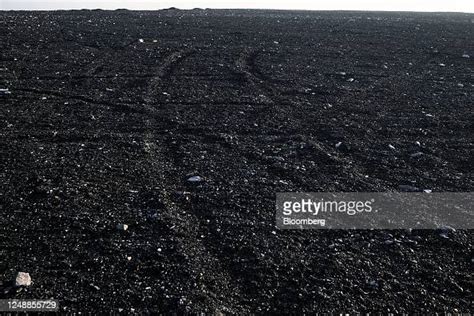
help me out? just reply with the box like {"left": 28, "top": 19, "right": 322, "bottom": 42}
{"left": 116, "top": 224, "right": 128, "bottom": 231}
{"left": 187, "top": 176, "right": 203, "bottom": 182}
{"left": 15, "top": 272, "right": 32, "bottom": 287}
{"left": 439, "top": 225, "right": 456, "bottom": 233}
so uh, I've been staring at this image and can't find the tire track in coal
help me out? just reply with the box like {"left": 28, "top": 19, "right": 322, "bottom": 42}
{"left": 234, "top": 48, "right": 382, "bottom": 191}
{"left": 235, "top": 48, "right": 277, "bottom": 105}
{"left": 234, "top": 49, "right": 333, "bottom": 186}
{"left": 139, "top": 48, "right": 247, "bottom": 313}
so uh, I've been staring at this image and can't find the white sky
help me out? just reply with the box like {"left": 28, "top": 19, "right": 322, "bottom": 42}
{"left": 1, "top": 0, "right": 473, "bottom": 13}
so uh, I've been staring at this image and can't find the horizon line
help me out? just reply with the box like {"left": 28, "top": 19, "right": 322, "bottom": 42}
{"left": 1, "top": 8, "right": 474, "bottom": 14}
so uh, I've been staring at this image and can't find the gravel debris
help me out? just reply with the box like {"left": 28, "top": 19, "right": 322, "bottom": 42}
{"left": 410, "top": 152, "right": 423, "bottom": 158}
{"left": 15, "top": 272, "right": 32, "bottom": 287}
{"left": 116, "top": 224, "right": 129, "bottom": 231}
{"left": 187, "top": 175, "right": 203, "bottom": 182}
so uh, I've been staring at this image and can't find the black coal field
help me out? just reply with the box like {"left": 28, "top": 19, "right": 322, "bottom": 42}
{"left": 0, "top": 9, "right": 473, "bottom": 313}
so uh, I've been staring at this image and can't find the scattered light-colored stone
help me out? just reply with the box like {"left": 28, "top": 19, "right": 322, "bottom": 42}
{"left": 187, "top": 176, "right": 203, "bottom": 183}
{"left": 15, "top": 272, "right": 32, "bottom": 287}
{"left": 410, "top": 152, "right": 423, "bottom": 158}
{"left": 116, "top": 224, "right": 128, "bottom": 231}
